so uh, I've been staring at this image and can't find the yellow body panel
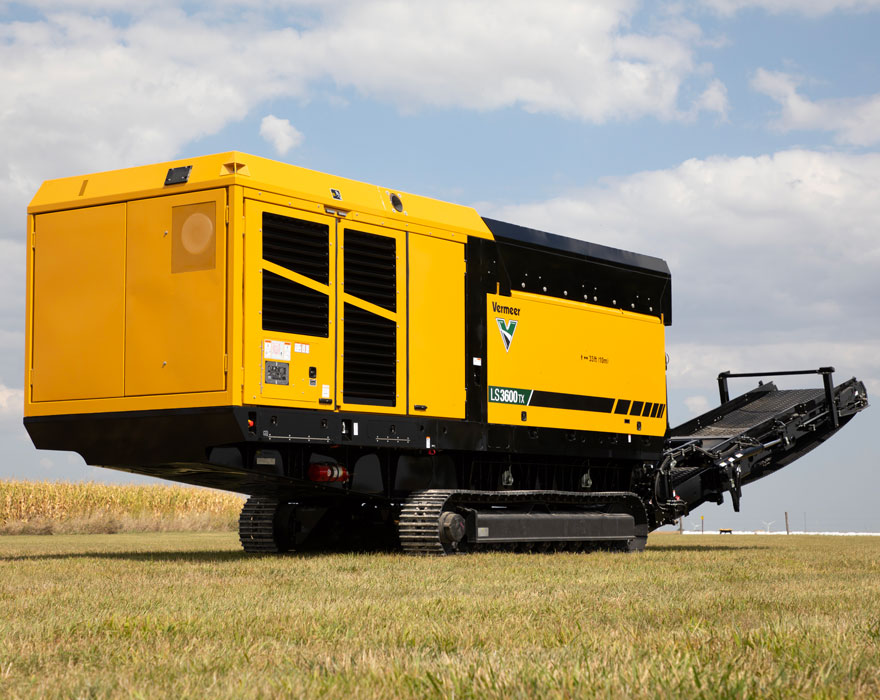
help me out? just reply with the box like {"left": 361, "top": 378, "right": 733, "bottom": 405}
{"left": 486, "top": 292, "right": 667, "bottom": 436}
{"left": 31, "top": 204, "right": 126, "bottom": 402}
{"left": 408, "top": 234, "right": 466, "bottom": 418}
{"left": 25, "top": 391, "right": 240, "bottom": 417}
{"left": 125, "top": 189, "right": 228, "bottom": 396}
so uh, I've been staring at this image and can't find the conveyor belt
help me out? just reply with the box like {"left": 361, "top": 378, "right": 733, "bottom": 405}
{"left": 679, "top": 388, "right": 823, "bottom": 439}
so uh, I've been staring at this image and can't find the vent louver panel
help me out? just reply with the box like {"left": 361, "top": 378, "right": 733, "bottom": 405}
{"left": 343, "top": 303, "right": 396, "bottom": 406}
{"left": 263, "top": 212, "right": 329, "bottom": 284}
{"left": 342, "top": 228, "right": 396, "bottom": 311}
{"left": 262, "top": 270, "right": 329, "bottom": 337}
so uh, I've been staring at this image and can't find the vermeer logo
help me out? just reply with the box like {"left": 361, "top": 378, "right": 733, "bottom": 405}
{"left": 491, "top": 301, "right": 520, "bottom": 316}
{"left": 496, "top": 318, "right": 518, "bottom": 352}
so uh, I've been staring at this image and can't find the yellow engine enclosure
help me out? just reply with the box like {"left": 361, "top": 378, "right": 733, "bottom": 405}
{"left": 25, "top": 151, "right": 666, "bottom": 442}
{"left": 25, "top": 152, "right": 480, "bottom": 421}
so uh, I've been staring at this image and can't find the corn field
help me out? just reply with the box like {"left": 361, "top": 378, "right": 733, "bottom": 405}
{"left": 0, "top": 480, "right": 244, "bottom": 534}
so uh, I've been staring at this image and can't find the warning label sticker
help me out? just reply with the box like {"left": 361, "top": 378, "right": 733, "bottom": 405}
{"left": 264, "top": 340, "right": 291, "bottom": 362}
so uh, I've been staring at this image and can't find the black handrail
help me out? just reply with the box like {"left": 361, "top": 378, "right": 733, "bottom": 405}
{"left": 717, "top": 367, "right": 838, "bottom": 428}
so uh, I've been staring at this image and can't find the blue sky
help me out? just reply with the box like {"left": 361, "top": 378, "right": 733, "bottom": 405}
{"left": 1, "top": 0, "right": 878, "bottom": 532}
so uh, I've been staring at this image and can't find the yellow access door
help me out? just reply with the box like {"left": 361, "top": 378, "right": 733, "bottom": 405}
{"left": 244, "top": 205, "right": 407, "bottom": 414}
{"left": 336, "top": 221, "right": 407, "bottom": 414}
{"left": 125, "top": 189, "right": 227, "bottom": 396}
{"left": 31, "top": 204, "right": 126, "bottom": 402}
{"left": 408, "top": 234, "right": 465, "bottom": 418}
{"left": 243, "top": 200, "right": 337, "bottom": 408}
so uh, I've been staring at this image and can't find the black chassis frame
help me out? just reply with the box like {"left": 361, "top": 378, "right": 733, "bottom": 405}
{"left": 25, "top": 404, "right": 663, "bottom": 501}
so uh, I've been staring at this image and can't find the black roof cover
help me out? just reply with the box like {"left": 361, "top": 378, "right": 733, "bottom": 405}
{"left": 482, "top": 217, "right": 672, "bottom": 324}
{"left": 482, "top": 217, "right": 670, "bottom": 277}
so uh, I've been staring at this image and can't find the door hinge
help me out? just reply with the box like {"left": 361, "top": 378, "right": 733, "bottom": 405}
{"left": 225, "top": 205, "right": 229, "bottom": 224}
{"left": 224, "top": 354, "right": 228, "bottom": 373}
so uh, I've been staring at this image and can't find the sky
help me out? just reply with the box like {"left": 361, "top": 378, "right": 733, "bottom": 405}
{"left": 1, "top": 0, "right": 878, "bottom": 532}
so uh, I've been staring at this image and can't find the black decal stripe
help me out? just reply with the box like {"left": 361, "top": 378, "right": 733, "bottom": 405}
{"left": 527, "top": 392, "right": 666, "bottom": 418}
{"left": 530, "top": 391, "right": 615, "bottom": 414}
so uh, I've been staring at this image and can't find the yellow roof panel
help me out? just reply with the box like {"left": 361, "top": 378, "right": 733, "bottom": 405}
{"left": 28, "top": 151, "right": 492, "bottom": 239}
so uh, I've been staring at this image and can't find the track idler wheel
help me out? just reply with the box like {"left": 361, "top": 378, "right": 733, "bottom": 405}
{"left": 439, "top": 511, "right": 466, "bottom": 546}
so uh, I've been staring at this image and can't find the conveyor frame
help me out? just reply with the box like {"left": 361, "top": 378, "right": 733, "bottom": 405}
{"left": 649, "top": 368, "right": 868, "bottom": 529}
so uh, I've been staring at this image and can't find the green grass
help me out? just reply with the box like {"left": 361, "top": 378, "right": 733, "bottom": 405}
{"left": 0, "top": 533, "right": 878, "bottom": 698}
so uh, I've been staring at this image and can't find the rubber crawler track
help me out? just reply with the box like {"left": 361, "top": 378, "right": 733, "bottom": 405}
{"left": 239, "top": 497, "right": 281, "bottom": 552}
{"left": 399, "top": 489, "right": 649, "bottom": 556}
{"left": 399, "top": 490, "right": 454, "bottom": 555}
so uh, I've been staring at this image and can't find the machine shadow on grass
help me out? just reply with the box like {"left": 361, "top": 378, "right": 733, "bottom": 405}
{"left": 0, "top": 541, "right": 766, "bottom": 562}
{"left": 0, "top": 550, "right": 253, "bottom": 564}
{"left": 645, "top": 543, "right": 768, "bottom": 553}
{"left": 0, "top": 541, "right": 396, "bottom": 563}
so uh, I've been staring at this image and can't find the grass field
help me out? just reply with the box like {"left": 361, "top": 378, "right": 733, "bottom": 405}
{"left": 0, "top": 533, "right": 878, "bottom": 699}
{"left": 0, "top": 480, "right": 244, "bottom": 534}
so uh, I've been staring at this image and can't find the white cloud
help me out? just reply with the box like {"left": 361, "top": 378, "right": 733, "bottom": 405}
{"left": 0, "top": 3, "right": 730, "bottom": 372}
{"left": 667, "top": 341, "right": 880, "bottom": 392}
{"left": 692, "top": 78, "right": 729, "bottom": 119}
{"left": 0, "top": 3, "right": 724, "bottom": 234}
{"left": 0, "top": 9, "right": 313, "bottom": 218}
{"left": 259, "top": 115, "right": 304, "bottom": 155}
{"left": 700, "top": 0, "right": 880, "bottom": 15}
{"left": 311, "top": 1, "right": 724, "bottom": 122}
{"left": 752, "top": 69, "right": 880, "bottom": 146}
{"left": 683, "top": 395, "right": 710, "bottom": 415}
{"left": 0, "top": 384, "right": 24, "bottom": 415}
{"left": 486, "top": 149, "right": 880, "bottom": 392}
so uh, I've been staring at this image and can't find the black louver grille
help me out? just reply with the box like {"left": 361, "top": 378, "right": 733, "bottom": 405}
{"left": 343, "top": 303, "right": 395, "bottom": 406}
{"left": 263, "top": 212, "right": 329, "bottom": 284}
{"left": 262, "top": 270, "right": 329, "bottom": 337}
{"left": 342, "top": 228, "right": 396, "bottom": 311}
